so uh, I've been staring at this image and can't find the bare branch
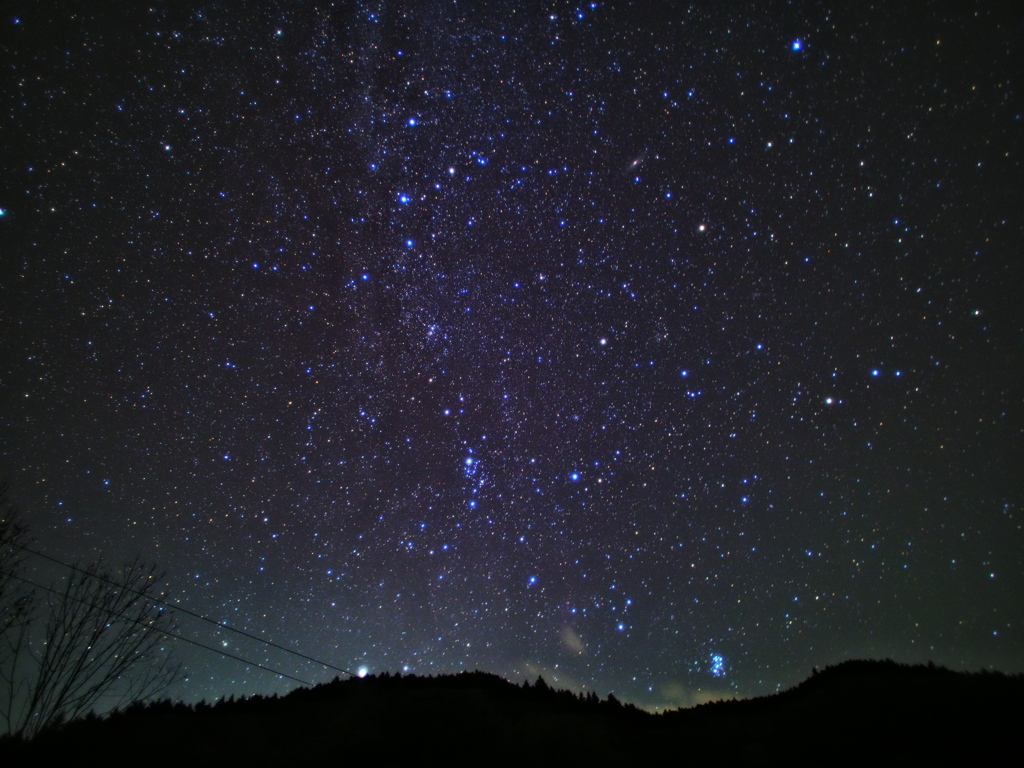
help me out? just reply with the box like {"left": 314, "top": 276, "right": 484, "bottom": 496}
{"left": 0, "top": 483, "right": 32, "bottom": 638}
{"left": 0, "top": 499, "right": 181, "bottom": 738}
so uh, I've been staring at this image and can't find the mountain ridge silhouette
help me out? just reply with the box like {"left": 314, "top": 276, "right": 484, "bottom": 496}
{"left": 3, "top": 659, "right": 1021, "bottom": 765}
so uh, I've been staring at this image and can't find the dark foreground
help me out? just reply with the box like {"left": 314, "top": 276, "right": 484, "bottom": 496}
{"left": 3, "top": 660, "right": 1021, "bottom": 765}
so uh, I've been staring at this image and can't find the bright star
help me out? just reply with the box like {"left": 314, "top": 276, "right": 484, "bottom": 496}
{"left": 710, "top": 654, "right": 726, "bottom": 677}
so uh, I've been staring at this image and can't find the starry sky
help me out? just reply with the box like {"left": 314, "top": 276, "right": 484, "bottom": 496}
{"left": 1, "top": 1, "right": 1021, "bottom": 709}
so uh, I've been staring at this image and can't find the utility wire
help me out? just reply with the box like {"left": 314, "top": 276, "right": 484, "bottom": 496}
{"left": 3, "top": 569, "right": 316, "bottom": 688}
{"left": 15, "top": 544, "right": 354, "bottom": 678}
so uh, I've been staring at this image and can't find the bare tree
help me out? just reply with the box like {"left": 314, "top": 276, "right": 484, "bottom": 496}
{"left": 0, "top": 491, "right": 180, "bottom": 738}
{"left": 0, "top": 484, "right": 32, "bottom": 640}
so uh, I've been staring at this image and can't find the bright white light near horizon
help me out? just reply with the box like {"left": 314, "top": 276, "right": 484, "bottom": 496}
{"left": 599, "top": 338, "right": 607, "bottom": 346}
{"left": 698, "top": 224, "right": 706, "bottom": 232}
{"left": 825, "top": 397, "right": 833, "bottom": 405}
{"left": 357, "top": 666, "right": 369, "bottom": 678}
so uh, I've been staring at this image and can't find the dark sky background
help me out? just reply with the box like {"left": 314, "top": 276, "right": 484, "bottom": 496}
{"left": 1, "top": 1, "right": 1021, "bottom": 709}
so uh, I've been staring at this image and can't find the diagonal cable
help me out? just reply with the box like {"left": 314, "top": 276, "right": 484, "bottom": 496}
{"left": 3, "top": 569, "right": 316, "bottom": 687}
{"left": 15, "top": 544, "right": 354, "bottom": 678}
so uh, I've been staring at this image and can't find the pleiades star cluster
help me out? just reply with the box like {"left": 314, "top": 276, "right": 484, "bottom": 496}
{"left": 1, "top": 1, "right": 1020, "bottom": 708}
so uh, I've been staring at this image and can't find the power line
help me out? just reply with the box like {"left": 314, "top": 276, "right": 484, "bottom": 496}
{"left": 3, "top": 569, "right": 317, "bottom": 688}
{"left": 14, "top": 544, "right": 354, "bottom": 678}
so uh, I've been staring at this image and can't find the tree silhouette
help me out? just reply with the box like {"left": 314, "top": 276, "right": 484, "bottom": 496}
{"left": 0, "top": 485, "right": 31, "bottom": 639}
{"left": 0, "top": 491, "right": 180, "bottom": 738}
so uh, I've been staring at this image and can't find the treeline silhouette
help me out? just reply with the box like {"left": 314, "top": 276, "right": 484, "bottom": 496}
{"left": 2, "top": 659, "right": 1021, "bottom": 765}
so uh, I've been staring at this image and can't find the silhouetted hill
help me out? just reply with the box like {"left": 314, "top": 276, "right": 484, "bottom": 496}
{"left": 2, "top": 660, "right": 1021, "bottom": 765}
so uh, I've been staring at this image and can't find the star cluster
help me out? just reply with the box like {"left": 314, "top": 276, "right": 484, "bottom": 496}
{"left": 1, "top": 2, "right": 1020, "bottom": 708}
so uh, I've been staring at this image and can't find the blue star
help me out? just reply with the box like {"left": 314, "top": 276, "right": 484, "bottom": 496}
{"left": 710, "top": 653, "right": 726, "bottom": 677}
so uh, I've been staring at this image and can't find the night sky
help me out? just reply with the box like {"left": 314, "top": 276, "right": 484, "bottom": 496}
{"left": 2, "top": 1, "right": 1021, "bottom": 709}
